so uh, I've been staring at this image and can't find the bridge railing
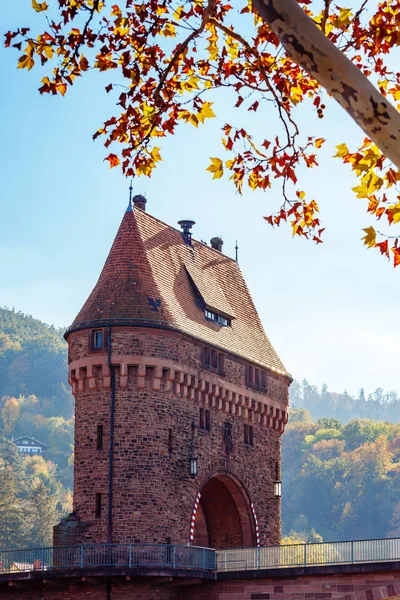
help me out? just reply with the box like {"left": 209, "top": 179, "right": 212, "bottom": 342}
{"left": 216, "top": 537, "right": 400, "bottom": 572}
{"left": 0, "top": 544, "right": 216, "bottom": 574}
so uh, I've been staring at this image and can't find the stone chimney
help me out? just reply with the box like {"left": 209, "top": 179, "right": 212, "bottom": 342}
{"left": 132, "top": 194, "right": 147, "bottom": 211}
{"left": 210, "top": 237, "right": 223, "bottom": 252}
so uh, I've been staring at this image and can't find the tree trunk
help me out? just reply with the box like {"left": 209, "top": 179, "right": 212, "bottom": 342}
{"left": 252, "top": 0, "right": 400, "bottom": 169}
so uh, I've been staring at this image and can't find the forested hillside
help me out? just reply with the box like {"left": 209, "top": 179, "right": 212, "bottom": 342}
{"left": 282, "top": 410, "right": 400, "bottom": 543}
{"left": 1, "top": 306, "right": 400, "bottom": 549}
{"left": 0, "top": 308, "right": 73, "bottom": 549}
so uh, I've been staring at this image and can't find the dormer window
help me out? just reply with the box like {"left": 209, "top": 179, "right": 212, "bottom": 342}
{"left": 205, "top": 309, "right": 231, "bottom": 327}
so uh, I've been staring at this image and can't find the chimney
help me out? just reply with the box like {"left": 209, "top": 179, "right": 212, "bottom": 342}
{"left": 210, "top": 237, "right": 223, "bottom": 252}
{"left": 132, "top": 194, "right": 147, "bottom": 211}
{"left": 178, "top": 220, "right": 196, "bottom": 246}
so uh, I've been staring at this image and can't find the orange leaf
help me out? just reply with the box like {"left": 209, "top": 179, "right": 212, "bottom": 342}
{"left": 105, "top": 154, "right": 120, "bottom": 168}
{"left": 375, "top": 240, "right": 389, "bottom": 258}
{"left": 392, "top": 247, "right": 400, "bottom": 268}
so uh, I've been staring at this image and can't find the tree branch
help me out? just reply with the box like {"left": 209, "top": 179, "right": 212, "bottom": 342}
{"left": 252, "top": 0, "right": 400, "bottom": 169}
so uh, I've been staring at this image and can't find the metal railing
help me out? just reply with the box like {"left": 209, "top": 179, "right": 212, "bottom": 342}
{"left": 0, "top": 544, "right": 216, "bottom": 574}
{"left": 216, "top": 537, "right": 400, "bottom": 572}
{"left": 2, "top": 538, "right": 400, "bottom": 576}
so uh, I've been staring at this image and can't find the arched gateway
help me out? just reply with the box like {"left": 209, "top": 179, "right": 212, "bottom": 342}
{"left": 192, "top": 474, "right": 255, "bottom": 549}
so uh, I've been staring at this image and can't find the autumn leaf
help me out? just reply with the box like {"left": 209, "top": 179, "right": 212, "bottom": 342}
{"left": 18, "top": 55, "right": 34, "bottom": 71}
{"left": 32, "top": 0, "right": 49, "bottom": 12}
{"left": 334, "top": 143, "right": 349, "bottom": 158}
{"left": 206, "top": 157, "right": 223, "bottom": 179}
{"left": 361, "top": 226, "right": 376, "bottom": 248}
{"left": 198, "top": 102, "right": 216, "bottom": 123}
{"left": 315, "top": 138, "right": 325, "bottom": 149}
{"left": 392, "top": 247, "right": 400, "bottom": 268}
{"left": 105, "top": 154, "right": 120, "bottom": 168}
{"left": 375, "top": 240, "right": 389, "bottom": 258}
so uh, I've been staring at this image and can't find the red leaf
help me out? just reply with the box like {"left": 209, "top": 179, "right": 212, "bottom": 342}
{"left": 105, "top": 153, "right": 120, "bottom": 168}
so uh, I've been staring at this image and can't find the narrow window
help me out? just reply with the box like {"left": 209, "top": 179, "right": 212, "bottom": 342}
{"left": 249, "top": 425, "right": 254, "bottom": 447}
{"left": 199, "top": 408, "right": 205, "bottom": 429}
{"left": 92, "top": 330, "right": 103, "bottom": 350}
{"left": 168, "top": 429, "right": 173, "bottom": 455}
{"left": 205, "top": 409, "right": 211, "bottom": 432}
{"left": 255, "top": 369, "right": 260, "bottom": 387}
{"left": 211, "top": 349, "right": 218, "bottom": 370}
{"left": 244, "top": 424, "right": 249, "bottom": 445}
{"left": 97, "top": 425, "right": 103, "bottom": 450}
{"left": 261, "top": 371, "right": 267, "bottom": 390}
{"left": 275, "top": 461, "right": 280, "bottom": 480}
{"left": 200, "top": 409, "right": 211, "bottom": 432}
{"left": 247, "top": 366, "right": 253, "bottom": 384}
{"left": 95, "top": 493, "right": 102, "bottom": 518}
{"left": 244, "top": 424, "right": 254, "bottom": 446}
{"left": 204, "top": 347, "right": 210, "bottom": 367}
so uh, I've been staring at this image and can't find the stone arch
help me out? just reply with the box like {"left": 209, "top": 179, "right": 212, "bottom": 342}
{"left": 191, "top": 471, "right": 256, "bottom": 549}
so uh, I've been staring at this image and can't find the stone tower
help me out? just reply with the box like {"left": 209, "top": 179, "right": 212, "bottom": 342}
{"left": 54, "top": 198, "right": 291, "bottom": 549}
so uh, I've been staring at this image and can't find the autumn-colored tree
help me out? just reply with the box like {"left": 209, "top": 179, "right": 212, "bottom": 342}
{"left": 1, "top": 397, "right": 20, "bottom": 435}
{"left": 5, "top": 0, "right": 400, "bottom": 263}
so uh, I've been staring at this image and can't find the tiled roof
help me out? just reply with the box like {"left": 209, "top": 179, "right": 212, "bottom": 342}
{"left": 69, "top": 206, "right": 288, "bottom": 376}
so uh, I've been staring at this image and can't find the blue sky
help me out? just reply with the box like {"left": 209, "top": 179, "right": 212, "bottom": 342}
{"left": 1, "top": 2, "right": 400, "bottom": 397}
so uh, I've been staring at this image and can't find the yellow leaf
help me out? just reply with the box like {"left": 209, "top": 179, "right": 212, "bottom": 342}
{"left": 206, "top": 157, "right": 223, "bottom": 180}
{"left": 361, "top": 226, "right": 376, "bottom": 248}
{"left": 315, "top": 138, "right": 325, "bottom": 149}
{"left": 388, "top": 204, "right": 400, "bottom": 224}
{"left": 352, "top": 184, "right": 369, "bottom": 198}
{"left": 197, "top": 102, "right": 216, "bottom": 123}
{"left": 160, "top": 22, "right": 176, "bottom": 37}
{"left": 32, "top": 0, "right": 49, "bottom": 11}
{"left": 334, "top": 143, "right": 349, "bottom": 158}
{"left": 18, "top": 54, "right": 35, "bottom": 71}
{"left": 43, "top": 45, "right": 53, "bottom": 59}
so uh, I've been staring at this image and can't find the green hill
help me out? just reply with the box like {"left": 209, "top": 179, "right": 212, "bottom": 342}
{"left": 0, "top": 308, "right": 73, "bottom": 549}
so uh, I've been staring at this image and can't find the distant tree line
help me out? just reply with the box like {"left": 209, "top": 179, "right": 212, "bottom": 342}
{"left": 290, "top": 379, "right": 400, "bottom": 423}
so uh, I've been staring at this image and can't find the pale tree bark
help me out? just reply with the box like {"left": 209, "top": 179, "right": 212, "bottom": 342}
{"left": 252, "top": 0, "right": 400, "bottom": 169}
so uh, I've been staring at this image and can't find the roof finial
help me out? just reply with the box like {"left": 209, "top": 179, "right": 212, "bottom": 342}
{"left": 126, "top": 180, "right": 134, "bottom": 212}
{"left": 235, "top": 241, "right": 239, "bottom": 263}
{"left": 129, "top": 180, "right": 133, "bottom": 203}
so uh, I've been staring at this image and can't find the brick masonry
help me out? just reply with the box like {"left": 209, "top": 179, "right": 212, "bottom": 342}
{"left": 182, "top": 571, "right": 400, "bottom": 600}
{"left": 54, "top": 326, "right": 289, "bottom": 548}
{"left": 3, "top": 569, "right": 400, "bottom": 600}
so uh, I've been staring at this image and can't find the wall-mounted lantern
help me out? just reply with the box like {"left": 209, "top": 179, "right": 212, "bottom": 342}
{"left": 273, "top": 480, "right": 282, "bottom": 498}
{"left": 189, "top": 456, "right": 198, "bottom": 478}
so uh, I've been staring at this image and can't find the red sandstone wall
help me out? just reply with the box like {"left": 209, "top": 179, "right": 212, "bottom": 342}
{"left": 179, "top": 572, "right": 400, "bottom": 600}
{"left": 2, "top": 580, "right": 179, "bottom": 600}
{"left": 2, "top": 571, "right": 400, "bottom": 600}
{"left": 59, "top": 327, "right": 289, "bottom": 547}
